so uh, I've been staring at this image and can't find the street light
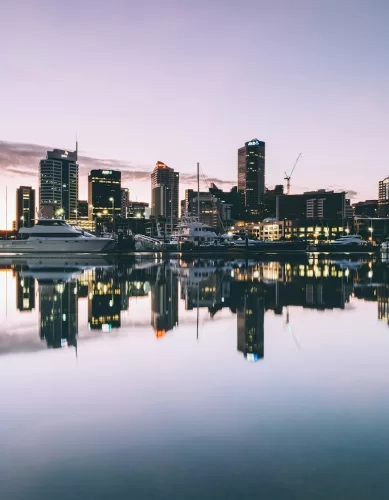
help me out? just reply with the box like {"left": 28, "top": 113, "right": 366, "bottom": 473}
{"left": 109, "top": 197, "right": 115, "bottom": 233}
{"left": 73, "top": 209, "right": 78, "bottom": 224}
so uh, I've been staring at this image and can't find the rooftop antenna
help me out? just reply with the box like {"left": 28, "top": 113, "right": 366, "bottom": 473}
{"left": 75, "top": 133, "right": 78, "bottom": 160}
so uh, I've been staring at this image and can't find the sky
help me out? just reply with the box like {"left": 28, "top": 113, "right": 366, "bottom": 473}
{"left": 0, "top": 0, "right": 388, "bottom": 228}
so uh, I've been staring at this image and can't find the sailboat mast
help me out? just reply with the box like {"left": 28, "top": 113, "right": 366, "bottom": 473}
{"left": 197, "top": 162, "right": 200, "bottom": 220}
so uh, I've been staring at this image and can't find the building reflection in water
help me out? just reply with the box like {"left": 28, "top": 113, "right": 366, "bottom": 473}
{"left": 4, "top": 257, "right": 388, "bottom": 357}
{"left": 15, "top": 272, "right": 35, "bottom": 312}
{"left": 88, "top": 268, "right": 122, "bottom": 331}
{"left": 237, "top": 283, "right": 264, "bottom": 362}
{"left": 151, "top": 265, "right": 178, "bottom": 338}
{"left": 39, "top": 279, "right": 78, "bottom": 349}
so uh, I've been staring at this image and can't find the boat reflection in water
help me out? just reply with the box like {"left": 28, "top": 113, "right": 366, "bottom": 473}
{"left": 2, "top": 255, "right": 389, "bottom": 359}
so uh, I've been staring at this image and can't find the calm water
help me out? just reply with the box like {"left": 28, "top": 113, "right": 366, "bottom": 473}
{"left": 1, "top": 255, "right": 389, "bottom": 499}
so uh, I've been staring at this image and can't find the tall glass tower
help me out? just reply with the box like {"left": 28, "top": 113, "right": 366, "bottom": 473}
{"left": 39, "top": 145, "right": 79, "bottom": 219}
{"left": 238, "top": 139, "right": 265, "bottom": 217}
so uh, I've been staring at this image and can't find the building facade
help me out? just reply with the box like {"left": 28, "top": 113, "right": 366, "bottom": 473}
{"left": 353, "top": 200, "right": 378, "bottom": 218}
{"left": 276, "top": 190, "right": 347, "bottom": 221}
{"left": 238, "top": 139, "right": 265, "bottom": 217}
{"left": 151, "top": 161, "right": 179, "bottom": 221}
{"left": 121, "top": 188, "right": 130, "bottom": 219}
{"left": 378, "top": 177, "right": 389, "bottom": 217}
{"left": 16, "top": 186, "right": 35, "bottom": 230}
{"left": 39, "top": 147, "right": 78, "bottom": 219}
{"left": 88, "top": 170, "right": 121, "bottom": 220}
{"left": 184, "top": 189, "right": 232, "bottom": 231}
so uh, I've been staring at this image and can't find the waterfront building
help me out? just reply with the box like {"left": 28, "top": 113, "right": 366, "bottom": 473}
{"left": 88, "top": 169, "right": 121, "bottom": 220}
{"left": 121, "top": 188, "right": 130, "bottom": 219}
{"left": 378, "top": 178, "right": 389, "bottom": 217}
{"left": 237, "top": 139, "right": 265, "bottom": 217}
{"left": 353, "top": 200, "right": 378, "bottom": 218}
{"left": 276, "top": 190, "right": 347, "bottom": 221}
{"left": 16, "top": 186, "right": 35, "bottom": 230}
{"left": 184, "top": 189, "right": 232, "bottom": 231}
{"left": 39, "top": 146, "right": 78, "bottom": 219}
{"left": 151, "top": 162, "right": 179, "bottom": 222}
{"left": 127, "top": 201, "right": 149, "bottom": 218}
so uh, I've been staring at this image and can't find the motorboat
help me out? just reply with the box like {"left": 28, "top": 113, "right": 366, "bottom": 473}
{"left": 170, "top": 216, "right": 220, "bottom": 246}
{"left": 0, "top": 219, "right": 116, "bottom": 254}
{"left": 329, "top": 235, "right": 367, "bottom": 246}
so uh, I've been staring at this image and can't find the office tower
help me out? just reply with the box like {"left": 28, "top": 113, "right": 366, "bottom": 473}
{"left": 121, "top": 188, "right": 130, "bottom": 218}
{"left": 378, "top": 177, "right": 389, "bottom": 217}
{"left": 237, "top": 283, "right": 264, "bottom": 361}
{"left": 88, "top": 169, "right": 121, "bottom": 220}
{"left": 16, "top": 186, "right": 35, "bottom": 230}
{"left": 237, "top": 139, "right": 265, "bottom": 217}
{"left": 39, "top": 280, "right": 78, "bottom": 349}
{"left": 39, "top": 146, "right": 79, "bottom": 219}
{"left": 151, "top": 161, "right": 179, "bottom": 221}
{"left": 16, "top": 273, "right": 35, "bottom": 312}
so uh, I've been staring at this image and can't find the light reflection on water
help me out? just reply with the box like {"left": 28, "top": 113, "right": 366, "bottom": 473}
{"left": 1, "top": 255, "right": 389, "bottom": 499}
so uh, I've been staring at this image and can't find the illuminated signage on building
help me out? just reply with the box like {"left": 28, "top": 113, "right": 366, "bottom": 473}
{"left": 102, "top": 170, "right": 112, "bottom": 175}
{"left": 247, "top": 140, "right": 260, "bottom": 146}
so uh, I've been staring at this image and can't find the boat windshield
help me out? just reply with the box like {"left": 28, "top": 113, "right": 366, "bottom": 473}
{"left": 36, "top": 220, "right": 68, "bottom": 226}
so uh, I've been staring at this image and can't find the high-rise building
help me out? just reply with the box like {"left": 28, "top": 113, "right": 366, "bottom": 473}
{"left": 151, "top": 162, "right": 179, "bottom": 221}
{"left": 39, "top": 146, "right": 79, "bottom": 219}
{"left": 238, "top": 139, "right": 265, "bottom": 217}
{"left": 121, "top": 188, "right": 130, "bottom": 219}
{"left": 88, "top": 170, "right": 121, "bottom": 220}
{"left": 16, "top": 186, "right": 35, "bottom": 230}
{"left": 378, "top": 177, "right": 389, "bottom": 217}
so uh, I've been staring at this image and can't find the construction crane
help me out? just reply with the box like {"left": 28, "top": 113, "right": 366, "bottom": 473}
{"left": 284, "top": 153, "right": 302, "bottom": 195}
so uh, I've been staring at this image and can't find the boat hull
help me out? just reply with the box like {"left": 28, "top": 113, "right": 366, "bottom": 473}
{"left": 0, "top": 238, "right": 116, "bottom": 254}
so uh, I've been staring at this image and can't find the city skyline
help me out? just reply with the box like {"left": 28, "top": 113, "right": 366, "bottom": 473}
{"left": 1, "top": 1, "right": 388, "bottom": 228}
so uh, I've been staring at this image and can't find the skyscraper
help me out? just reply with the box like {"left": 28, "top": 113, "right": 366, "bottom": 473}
{"left": 151, "top": 161, "right": 179, "bottom": 221}
{"left": 39, "top": 146, "right": 79, "bottom": 219}
{"left": 88, "top": 170, "right": 121, "bottom": 220}
{"left": 238, "top": 139, "right": 265, "bottom": 217}
{"left": 378, "top": 177, "right": 389, "bottom": 217}
{"left": 16, "top": 186, "right": 35, "bottom": 230}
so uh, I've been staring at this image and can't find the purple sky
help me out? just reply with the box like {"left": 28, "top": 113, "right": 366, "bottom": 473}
{"left": 0, "top": 0, "right": 388, "bottom": 228}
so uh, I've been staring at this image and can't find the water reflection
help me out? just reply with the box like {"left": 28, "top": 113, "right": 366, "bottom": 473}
{"left": 2, "top": 256, "right": 389, "bottom": 359}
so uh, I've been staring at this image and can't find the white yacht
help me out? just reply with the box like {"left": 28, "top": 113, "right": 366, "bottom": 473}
{"left": 0, "top": 219, "right": 116, "bottom": 254}
{"left": 170, "top": 216, "right": 221, "bottom": 246}
{"left": 329, "top": 235, "right": 367, "bottom": 246}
